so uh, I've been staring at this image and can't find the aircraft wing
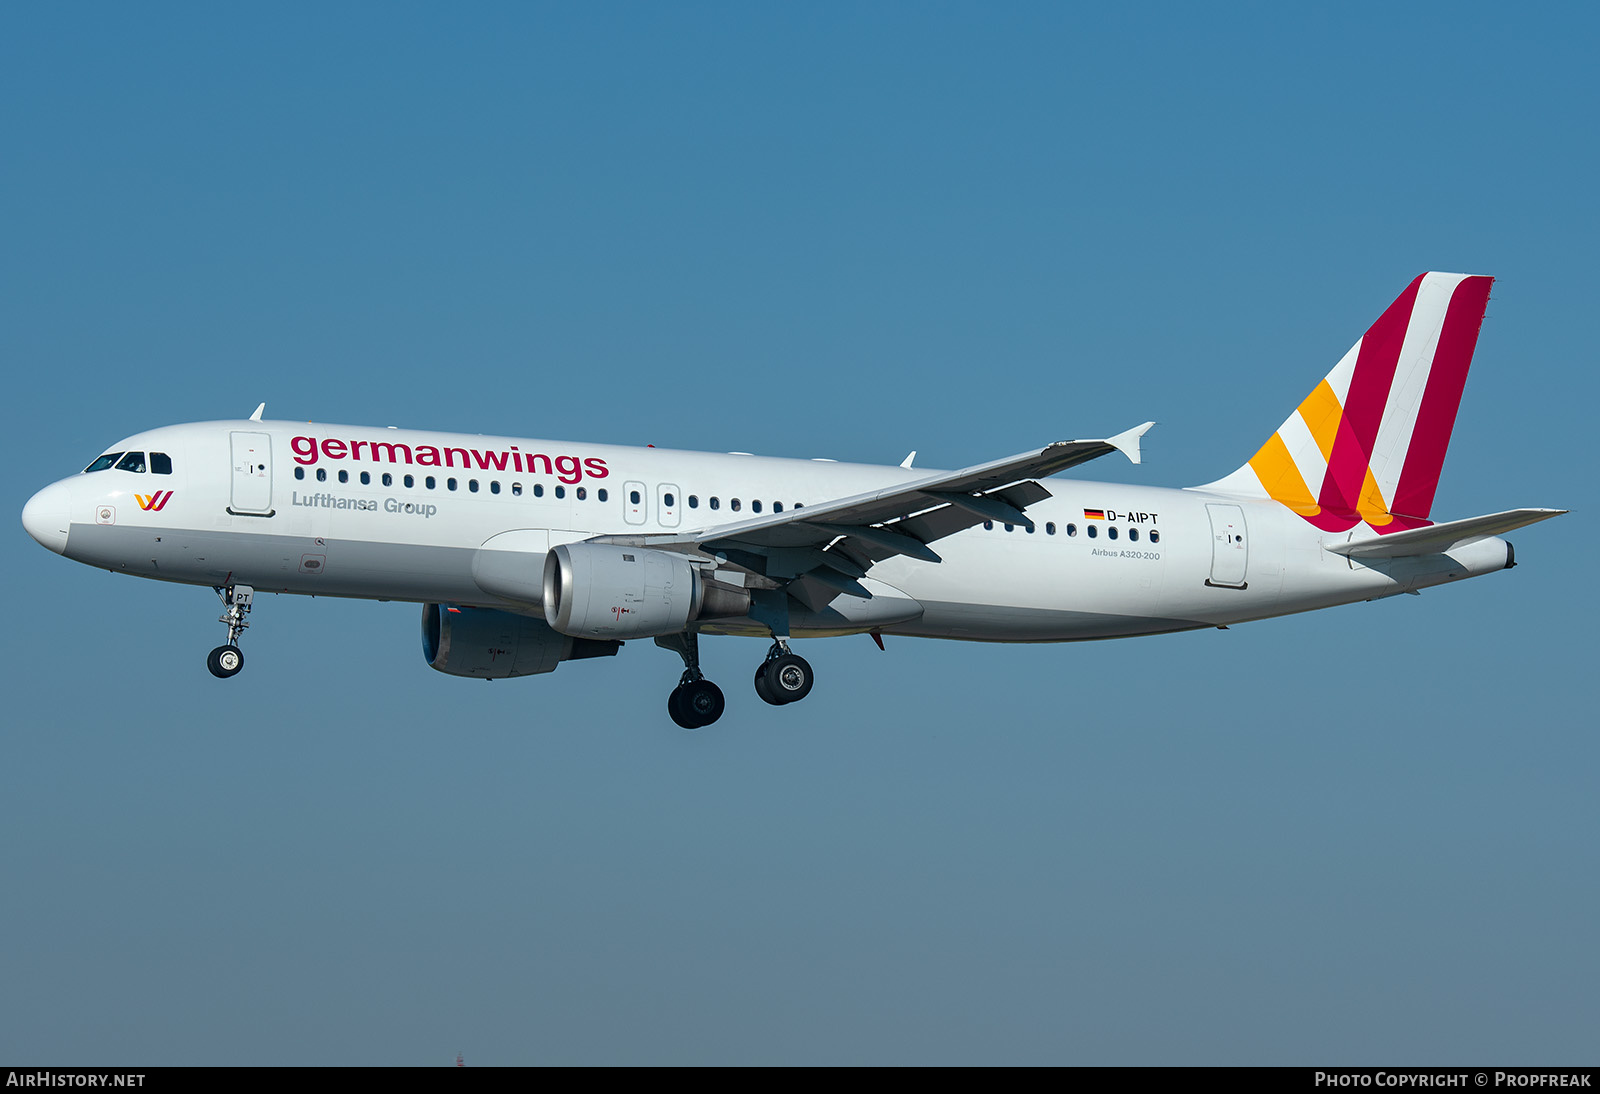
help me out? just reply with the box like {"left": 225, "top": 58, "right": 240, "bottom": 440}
{"left": 594, "top": 422, "right": 1153, "bottom": 606}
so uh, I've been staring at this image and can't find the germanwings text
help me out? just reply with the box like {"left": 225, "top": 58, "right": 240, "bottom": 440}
{"left": 291, "top": 435, "right": 608, "bottom": 484}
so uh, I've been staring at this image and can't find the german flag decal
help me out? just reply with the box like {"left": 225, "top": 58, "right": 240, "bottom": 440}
{"left": 1083, "top": 509, "right": 1106, "bottom": 520}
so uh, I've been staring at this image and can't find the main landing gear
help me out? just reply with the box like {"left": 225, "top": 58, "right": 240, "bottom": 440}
{"left": 754, "top": 641, "right": 813, "bottom": 706}
{"left": 656, "top": 633, "right": 817, "bottom": 728}
{"left": 744, "top": 588, "right": 814, "bottom": 710}
{"left": 207, "top": 583, "right": 253, "bottom": 679}
{"left": 657, "top": 632, "right": 726, "bottom": 730}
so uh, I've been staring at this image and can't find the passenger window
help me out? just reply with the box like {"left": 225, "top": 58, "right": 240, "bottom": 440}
{"left": 598, "top": 488, "right": 608, "bottom": 502}
{"left": 294, "top": 467, "right": 305, "bottom": 480}
{"left": 752, "top": 500, "right": 762, "bottom": 514}
{"left": 1129, "top": 528, "right": 1139, "bottom": 542}
{"left": 448, "top": 478, "right": 458, "bottom": 491}
{"left": 554, "top": 486, "right": 565, "bottom": 499}
{"left": 316, "top": 468, "right": 327, "bottom": 482}
{"left": 339, "top": 470, "right": 349, "bottom": 484}
{"left": 491, "top": 481, "right": 501, "bottom": 494}
{"left": 404, "top": 474, "right": 415, "bottom": 488}
{"left": 1025, "top": 523, "right": 1034, "bottom": 533}
{"left": 576, "top": 487, "right": 587, "bottom": 501}
{"left": 1004, "top": 523, "right": 1013, "bottom": 532}
{"left": 512, "top": 483, "right": 523, "bottom": 496}
{"left": 360, "top": 471, "right": 371, "bottom": 485}
{"left": 731, "top": 498, "right": 742, "bottom": 512}
{"left": 630, "top": 489, "right": 641, "bottom": 505}
{"left": 116, "top": 452, "right": 147, "bottom": 473}
{"left": 1046, "top": 522, "right": 1056, "bottom": 535}
{"left": 983, "top": 520, "right": 993, "bottom": 530}
{"left": 1108, "top": 526, "right": 1118, "bottom": 540}
{"left": 710, "top": 497, "right": 720, "bottom": 510}
{"left": 383, "top": 473, "right": 393, "bottom": 487}
{"left": 688, "top": 495, "right": 699, "bottom": 509}
{"left": 1087, "top": 525, "right": 1097, "bottom": 538}
{"left": 663, "top": 492, "right": 675, "bottom": 508}
{"left": 774, "top": 502, "right": 783, "bottom": 513}
{"left": 470, "top": 480, "right": 479, "bottom": 493}
{"left": 534, "top": 484, "right": 544, "bottom": 497}
{"left": 1067, "top": 523, "right": 1077, "bottom": 537}
{"left": 84, "top": 453, "right": 123, "bottom": 473}
{"left": 1149, "top": 530, "right": 1160, "bottom": 544}
{"left": 150, "top": 452, "right": 173, "bottom": 475}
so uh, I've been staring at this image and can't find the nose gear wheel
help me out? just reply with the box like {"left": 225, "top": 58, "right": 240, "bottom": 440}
{"left": 207, "top": 644, "right": 244, "bottom": 678}
{"left": 207, "top": 584, "right": 254, "bottom": 679}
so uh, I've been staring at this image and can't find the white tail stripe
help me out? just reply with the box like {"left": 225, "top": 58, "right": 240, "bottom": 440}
{"left": 1322, "top": 341, "right": 1358, "bottom": 408}
{"left": 1277, "top": 407, "right": 1327, "bottom": 498}
{"left": 1367, "top": 272, "right": 1468, "bottom": 505}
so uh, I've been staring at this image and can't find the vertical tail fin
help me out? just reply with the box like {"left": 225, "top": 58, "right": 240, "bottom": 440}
{"left": 1201, "top": 272, "right": 1494, "bottom": 533}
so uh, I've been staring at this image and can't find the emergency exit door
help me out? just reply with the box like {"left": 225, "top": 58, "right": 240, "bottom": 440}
{"left": 1205, "top": 503, "right": 1248, "bottom": 588}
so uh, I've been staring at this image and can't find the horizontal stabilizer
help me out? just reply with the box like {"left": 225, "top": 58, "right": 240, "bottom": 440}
{"left": 1324, "top": 508, "right": 1567, "bottom": 559}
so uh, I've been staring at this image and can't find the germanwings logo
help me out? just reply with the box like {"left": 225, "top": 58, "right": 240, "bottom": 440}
{"left": 1240, "top": 273, "right": 1493, "bottom": 535}
{"left": 135, "top": 491, "right": 174, "bottom": 512}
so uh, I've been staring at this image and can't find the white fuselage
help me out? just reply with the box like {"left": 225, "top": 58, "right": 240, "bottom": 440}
{"left": 23, "top": 419, "right": 1514, "bottom": 645}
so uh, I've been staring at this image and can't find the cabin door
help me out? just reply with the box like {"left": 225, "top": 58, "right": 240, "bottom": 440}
{"left": 229, "top": 432, "right": 274, "bottom": 515}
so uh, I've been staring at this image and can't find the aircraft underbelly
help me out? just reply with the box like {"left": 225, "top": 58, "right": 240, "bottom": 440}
{"left": 67, "top": 522, "right": 483, "bottom": 604}
{"left": 886, "top": 600, "right": 1203, "bottom": 642}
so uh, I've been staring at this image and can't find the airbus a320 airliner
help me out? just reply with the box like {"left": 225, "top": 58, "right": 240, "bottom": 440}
{"left": 22, "top": 274, "right": 1565, "bottom": 727}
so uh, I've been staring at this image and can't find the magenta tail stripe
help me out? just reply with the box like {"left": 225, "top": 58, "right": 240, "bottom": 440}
{"left": 1390, "top": 276, "right": 1493, "bottom": 520}
{"left": 1317, "top": 274, "right": 1424, "bottom": 515}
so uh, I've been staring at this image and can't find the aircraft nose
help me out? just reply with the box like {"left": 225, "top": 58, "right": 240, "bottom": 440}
{"left": 21, "top": 480, "right": 72, "bottom": 555}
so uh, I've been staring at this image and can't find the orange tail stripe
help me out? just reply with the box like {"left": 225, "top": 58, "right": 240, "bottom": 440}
{"left": 1248, "top": 431, "right": 1321, "bottom": 516}
{"left": 1299, "top": 379, "right": 1344, "bottom": 461}
{"left": 1356, "top": 467, "right": 1393, "bottom": 526}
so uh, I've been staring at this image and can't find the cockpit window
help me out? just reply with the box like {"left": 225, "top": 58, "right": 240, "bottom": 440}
{"left": 84, "top": 453, "right": 124, "bottom": 473}
{"left": 150, "top": 452, "right": 173, "bottom": 475}
{"left": 115, "top": 452, "right": 147, "bottom": 473}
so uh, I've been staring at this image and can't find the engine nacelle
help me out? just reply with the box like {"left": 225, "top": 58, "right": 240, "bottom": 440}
{"left": 421, "top": 603, "right": 619, "bottom": 679}
{"left": 544, "top": 543, "right": 729, "bottom": 639}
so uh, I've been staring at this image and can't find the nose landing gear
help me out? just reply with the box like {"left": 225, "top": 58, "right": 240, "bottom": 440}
{"left": 207, "top": 583, "right": 253, "bottom": 679}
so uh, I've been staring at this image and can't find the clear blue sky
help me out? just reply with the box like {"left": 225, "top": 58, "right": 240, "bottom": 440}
{"left": 3, "top": 3, "right": 1594, "bottom": 1065}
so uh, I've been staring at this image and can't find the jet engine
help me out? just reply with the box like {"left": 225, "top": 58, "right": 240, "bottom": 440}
{"left": 421, "top": 603, "right": 619, "bottom": 679}
{"left": 542, "top": 542, "right": 748, "bottom": 640}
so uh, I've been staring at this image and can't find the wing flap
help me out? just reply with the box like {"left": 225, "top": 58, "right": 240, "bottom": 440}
{"left": 893, "top": 480, "right": 1053, "bottom": 546}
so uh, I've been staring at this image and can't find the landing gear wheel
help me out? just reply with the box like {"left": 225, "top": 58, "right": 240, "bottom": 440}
{"left": 207, "top": 644, "right": 244, "bottom": 679}
{"left": 754, "top": 662, "right": 783, "bottom": 706}
{"left": 668, "top": 686, "right": 693, "bottom": 728}
{"left": 668, "top": 679, "right": 725, "bottom": 729}
{"left": 683, "top": 679, "right": 725, "bottom": 727}
{"left": 763, "top": 653, "right": 813, "bottom": 705}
